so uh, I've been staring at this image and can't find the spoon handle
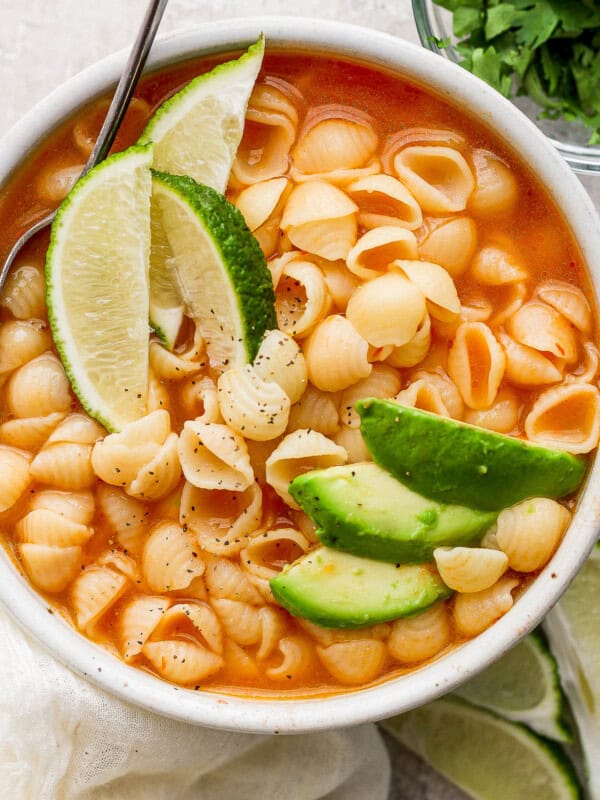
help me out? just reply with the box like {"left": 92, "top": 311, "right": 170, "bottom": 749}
{"left": 0, "top": 0, "right": 169, "bottom": 288}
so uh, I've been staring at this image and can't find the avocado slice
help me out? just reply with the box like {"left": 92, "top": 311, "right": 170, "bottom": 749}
{"left": 358, "top": 400, "right": 587, "bottom": 511}
{"left": 270, "top": 547, "right": 450, "bottom": 628}
{"left": 289, "top": 463, "right": 496, "bottom": 562}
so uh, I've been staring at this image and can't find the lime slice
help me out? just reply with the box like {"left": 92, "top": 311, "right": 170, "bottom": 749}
{"left": 454, "top": 632, "right": 572, "bottom": 742}
{"left": 544, "top": 546, "right": 600, "bottom": 798}
{"left": 383, "top": 697, "right": 581, "bottom": 800}
{"left": 151, "top": 170, "right": 275, "bottom": 367}
{"left": 149, "top": 199, "right": 185, "bottom": 349}
{"left": 46, "top": 144, "right": 152, "bottom": 432}
{"left": 139, "top": 36, "right": 264, "bottom": 193}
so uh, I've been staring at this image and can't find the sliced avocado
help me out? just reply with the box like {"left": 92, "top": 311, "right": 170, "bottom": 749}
{"left": 289, "top": 463, "right": 496, "bottom": 562}
{"left": 358, "top": 400, "right": 587, "bottom": 511}
{"left": 270, "top": 547, "right": 450, "bottom": 628}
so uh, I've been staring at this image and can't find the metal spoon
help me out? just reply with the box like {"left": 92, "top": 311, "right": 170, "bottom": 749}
{"left": 0, "top": 0, "right": 169, "bottom": 289}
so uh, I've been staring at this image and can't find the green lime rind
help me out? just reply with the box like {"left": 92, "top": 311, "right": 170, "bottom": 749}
{"left": 358, "top": 401, "right": 586, "bottom": 511}
{"left": 46, "top": 144, "right": 153, "bottom": 432}
{"left": 544, "top": 551, "right": 600, "bottom": 798}
{"left": 454, "top": 631, "right": 572, "bottom": 743}
{"left": 270, "top": 547, "right": 451, "bottom": 628}
{"left": 383, "top": 696, "right": 582, "bottom": 800}
{"left": 151, "top": 170, "right": 275, "bottom": 366}
{"left": 139, "top": 36, "right": 265, "bottom": 193}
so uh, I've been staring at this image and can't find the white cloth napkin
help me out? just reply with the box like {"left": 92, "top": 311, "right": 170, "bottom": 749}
{"left": 0, "top": 611, "right": 390, "bottom": 799}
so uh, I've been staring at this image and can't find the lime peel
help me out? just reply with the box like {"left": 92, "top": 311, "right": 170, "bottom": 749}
{"left": 151, "top": 170, "right": 275, "bottom": 368}
{"left": 46, "top": 144, "right": 153, "bottom": 432}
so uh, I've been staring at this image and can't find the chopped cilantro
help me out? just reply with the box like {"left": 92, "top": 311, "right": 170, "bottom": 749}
{"left": 433, "top": 0, "right": 600, "bottom": 143}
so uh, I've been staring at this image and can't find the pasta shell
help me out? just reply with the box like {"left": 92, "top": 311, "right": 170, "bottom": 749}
{"left": 0, "top": 321, "right": 52, "bottom": 377}
{"left": 318, "top": 258, "right": 358, "bottom": 311}
{"left": 7, "top": 353, "right": 71, "bottom": 419}
{"left": 496, "top": 330, "right": 562, "bottom": 386}
{"left": 419, "top": 217, "right": 477, "bottom": 279}
{"left": 267, "top": 636, "right": 315, "bottom": 681}
{"left": 128, "top": 432, "right": 182, "bottom": 500}
{"left": 147, "top": 371, "right": 170, "bottom": 413}
{"left": 346, "top": 228, "right": 418, "bottom": 281}
{"left": 46, "top": 413, "right": 105, "bottom": 445}
{"left": 275, "top": 259, "right": 332, "bottom": 339}
{"left": 96, "top": 550, "right": 141, "bottom": 583}
{"left": 204, "top": 555, "right": 264, "bottom": 605}
{"left": 232, "top": 81, "right": 298, "bottom": 184}
{"left": 280, "top": 181, "right": 358, "bottom": 261}
{"left": 453, "top": 576, "right": 519, "bottom": 638}
{"left": 303, "top": 315, "right": 372, "bottom": 392}
{"left": 448, "top": 322, "right": 506, "bottom": 410}
{"left": 0, "top": 446, "right": 31, "bottom": 511}
{"left": 149, "top": 340, "right": 205, "bottom": 381}
{"left": 221, "top": 638, "right": 259, "bottom": 680}
{"left": 30, "top": 442, "right": 95, "bottom": 490}
{"left": 180, "top": 481, "right": 262, "bottom": 557}
{"left": 97, "top": 486, "right": 149, "bottom": 555}
{"left": 240, "top": 528, "right": 311, "bottom": 581}
{"left": 507, "top": 302, "right": 578, "bottom": 363}
{"left": 471, "top": 244, "right": 528, "bottom": 286}
{"left": 463, "top": 386, "right": 519, "bottom": 433}
{"left": 346, "top": 273, "right": 426, "bottom": 348}
{"left": 496, "top": 498, "right": 571, "bottom": 572}
{"left": 143, "top": 640, "right": 223, "bottom": 685}
{"left": 567, "top": 341, "right": 600, "bottom": 385}
{"left": 119, "top": 594, "right": 170, "bottom": 661}
{"left": 393, "top": 146, "right": 475, "bottom": 213}
{"left": 535, "top": 280, "right": 592, "bottom": 334}
{"left": 234, "top": 177, "right": 289, "bottom": 232}
{"left": 339, "top": 365, "right": 402, "bottom": 428}
{"left": 30, "top": 488, "right": 95, "bottom": 525}
{"left": 211, "top": 598, "right": 262, "bottom": 646}
{"left": 0, "top": 411, "right": 66, "bottom": 451}
{"left": 17, "top": 509, "right": 92, "bottom": 546}
{"left": 151, "top": 602, "right": 224, "bottom": 656}
{"left": 265, "top": 429, "right": 348, "bottom": 509}
{"left": 386, "top": 313, "right": 432, "bottom": 369}
{"left": 217, "top": 365, "right": 291, "bottom": 441}
{"left": 381, "top": 127, "right": 466, "bottom": 173}
{"left": 434, "top": 546, "right": 508, "bottom": 593}
{"left": 19, "top": 543, "right": 82, "bottom": 593}
{"left": 0, "top": 266, "right": 46, "bottom": 321}
{"left": 287, "top": 384, "right": 340, "bottom": 436}
{"left": 256, "top": 606, "right": 288, "bottom": 660}
{"left": 346, "top": 174, "right": 422, "bottom": 230}
{"left": 332, "top": 425, "right": 372, "bottom": 463}
{"left": 395, "top": 379, "right": 450, "bottom": 418}
{"left": 393, "top": 260, "right": 461, "bottom": 322}
{"left": 317, "top": 639, "right": 386, "bottom": 685}
{"left": 469, "top": 149, "right": 518, "bottom": 216}
{"left": 292, "top": 112, "right": 378, "bottom": 175}
{"left": 252, "top": 330, "right": 308, "bottom": 404}
{"left": 412, "top": 369, "right": 464, "bottom": 419}
{"left": 71, "top": 566, "right": 129, "bottom": 632}
{"left": 179, "top": 375, "right": 221, "bottom": 423}
{"left": 488, "top": 282, "right": 528, "bottom": 329}
{"left": 143, "top": 522, "right": 205, "bottom": 593}
{"left": 461, "top": 294, "right": 493, "bottom": 324}
{"left": 387, "top": 602, "right": 451, "bottom": 664}
{"left": 524, "top": 383, "right": 600, "bottom": 453}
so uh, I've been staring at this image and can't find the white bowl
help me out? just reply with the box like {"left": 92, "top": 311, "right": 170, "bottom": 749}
{"left": 0, "top": 16, "right": 599, "bottom": 734}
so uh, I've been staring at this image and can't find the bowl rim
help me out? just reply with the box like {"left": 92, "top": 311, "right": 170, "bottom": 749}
{"left": 0, "top": 15, "right": 599, "bottom": 734}
{"left": 411, "top": 0, "right": 600, "bottom": 175}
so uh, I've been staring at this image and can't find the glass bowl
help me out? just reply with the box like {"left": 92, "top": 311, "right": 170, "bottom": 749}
{"left": 412, "top": 0, "right": 600, "bottom": 175}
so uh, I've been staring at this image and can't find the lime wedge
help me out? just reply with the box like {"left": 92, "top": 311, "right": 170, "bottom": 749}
{"left": 46, "top": 144, "right": 152, "bottom": 432}
{"left": 151, "top": 170, "right": 275, "bottom": 367}
{"left": 139, "top": 36, "right": 264, "bottom": 193}
{"left": 544, "top": 546, "right": 600, "bottom": 798}
{"left": 383, "top": 697, "right": 581, "bottom": 800}
{"left": 454, "top": 632, "right": 572, "bottom": 743}
{"left": 149, "top": 199, "right": 184, "bottom": 349}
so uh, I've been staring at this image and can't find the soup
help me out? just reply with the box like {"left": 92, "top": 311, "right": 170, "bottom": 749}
{"left": 0, "top": 47, "right": 596, "bottom": 697}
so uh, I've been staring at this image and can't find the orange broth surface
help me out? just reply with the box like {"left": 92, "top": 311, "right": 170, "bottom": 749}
{"left": 0, "top": 50, "right": 593, "bottom": 698}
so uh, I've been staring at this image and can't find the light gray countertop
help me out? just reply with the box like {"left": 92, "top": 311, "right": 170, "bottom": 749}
{"left": 1, "top": 3, "right": 597, "bottom": 798}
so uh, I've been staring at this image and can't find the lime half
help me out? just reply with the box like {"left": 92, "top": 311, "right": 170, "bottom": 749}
{"left": 544, "top": 547, "right": 600, "bottom": 798}
{"left": 454, "top": 632, "right": 572, "bottom": 743}
{"left": 383, "top": 697, "right": 581, "bottom": 800}
{"left": 46, "top": 144, "right": 152, "bottom": 432}
{"left": 140, "top": 36, "right": 264, "bottom": 193}
{"left": 151, "top": 171, "right": 275, "bottom": 368}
